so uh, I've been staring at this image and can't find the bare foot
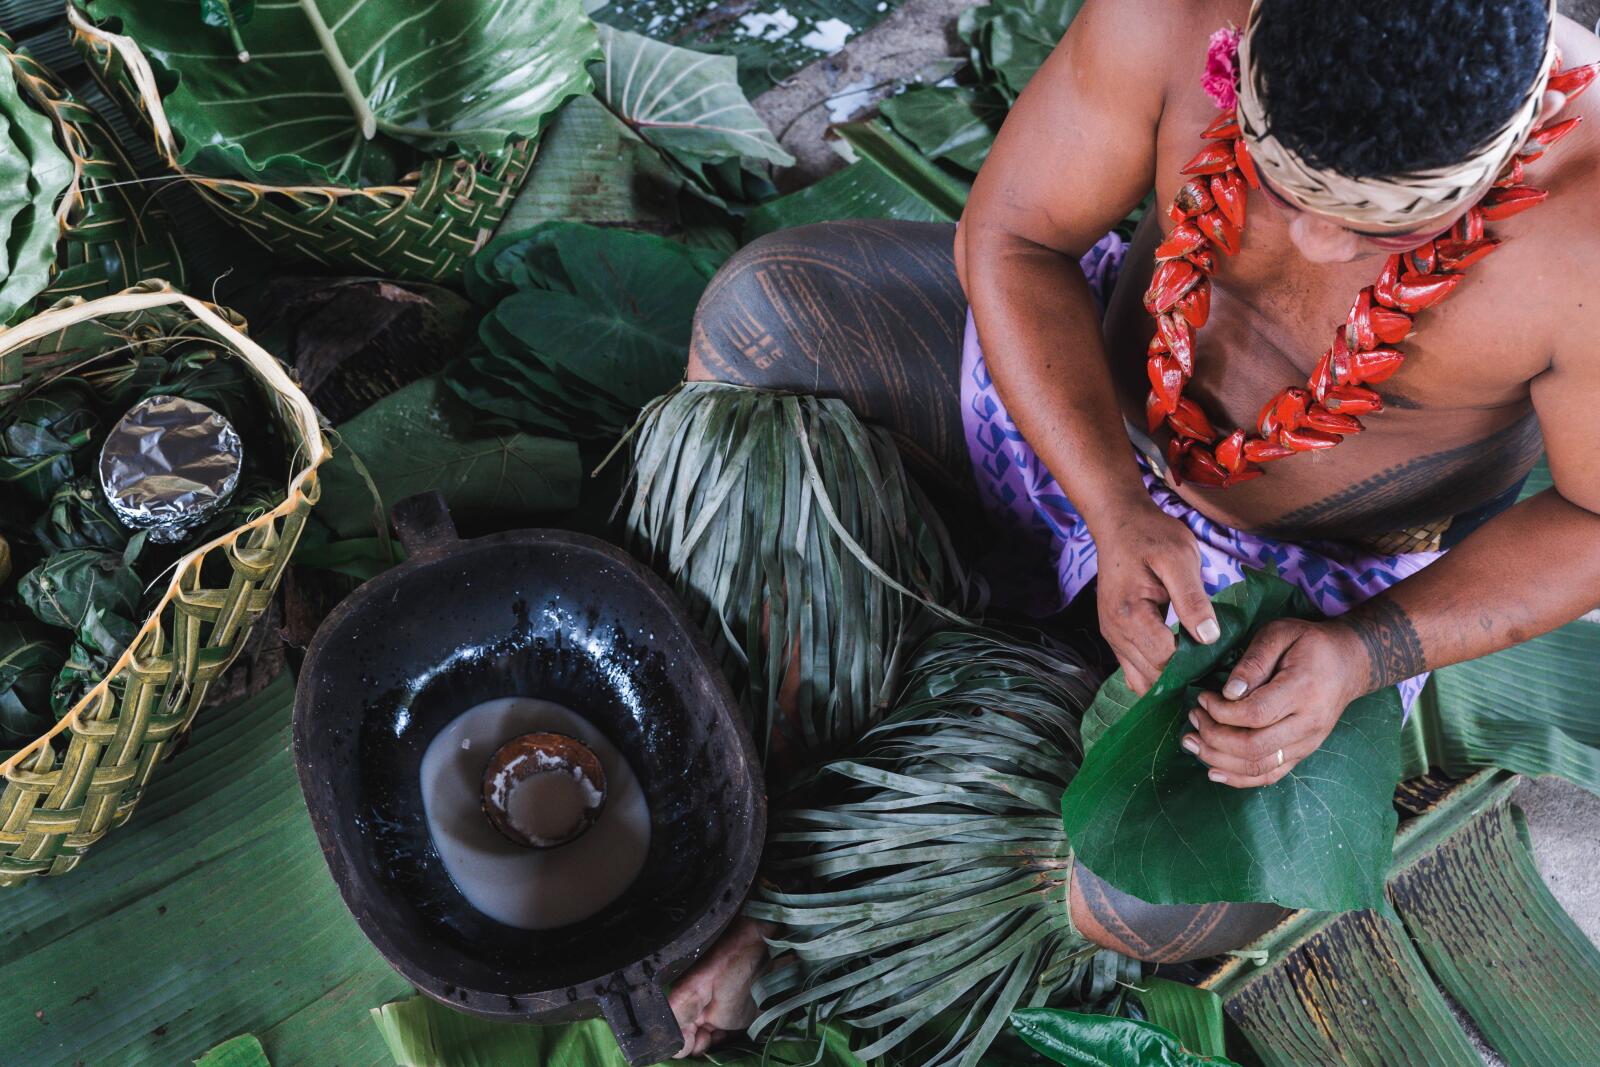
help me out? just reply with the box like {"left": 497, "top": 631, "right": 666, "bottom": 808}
{"left": 668, "top": 915, "right": 773, "bottom": 1057}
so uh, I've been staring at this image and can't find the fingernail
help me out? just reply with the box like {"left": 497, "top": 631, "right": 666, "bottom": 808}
{"left": 1181, "top": 734, "right": 1201, "bottom": 754}
{"left": 1208, "top": 769, "right": 1228, "bottom": 784}
{"left": 1198, "top": 619, "right": 1221, "bottom": 644}
{"left": 1223, "top": 679, "right": 1248, "bottom": 699}
{"left": 1189, "top": 710, "right": 1201, "bottom": 729}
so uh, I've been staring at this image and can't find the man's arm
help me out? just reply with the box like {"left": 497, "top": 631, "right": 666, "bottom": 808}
{"left": 1186, "top": 333, "right": 1600, "bottom": 788}
{"left": 959, "top": 0, "right": 1222, "bottom": 691}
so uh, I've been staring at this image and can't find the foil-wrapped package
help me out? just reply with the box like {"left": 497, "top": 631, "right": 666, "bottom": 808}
{"left": 98, "top": 395, "right": 243, "bottom": 544}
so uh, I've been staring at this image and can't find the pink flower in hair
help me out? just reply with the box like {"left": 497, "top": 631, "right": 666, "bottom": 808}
{"left": 1203, "top": 25, "right": 1242, "bottom": 111}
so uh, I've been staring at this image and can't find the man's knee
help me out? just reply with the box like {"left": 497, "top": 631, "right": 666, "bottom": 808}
{"left": 1069, "top": 861, "right": 1289, "bottom": 963}
{"left": 687, "top": 220, "right": 961, "bottom": 389}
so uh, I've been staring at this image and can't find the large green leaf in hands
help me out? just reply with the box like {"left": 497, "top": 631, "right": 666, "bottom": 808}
{"left": 591, "top": 26, "right": 793, "bottom": 200}
{"left": 83, "top": 0, "right": 601, "bottom": 186}
{"left": 1060, "top": 569, "right": 1404, "bottom": 915}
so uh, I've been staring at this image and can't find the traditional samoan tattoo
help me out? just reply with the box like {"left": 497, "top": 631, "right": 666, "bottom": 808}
{"left": 689, "top": 219, "right": 973, "bottom": 494}
{"left": 1268, "top": 408, "right": 1543, "bottom": 541}
{"left": 1072, "top": 862, "right": 1288, "bottom": 963}
{"left": 1340, "top": 598, "right": 1427, "bottom": 692}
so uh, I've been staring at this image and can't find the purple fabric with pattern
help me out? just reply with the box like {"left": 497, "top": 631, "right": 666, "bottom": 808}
{"left": 961, "top": 233, "right": 1438, "bottom": 710}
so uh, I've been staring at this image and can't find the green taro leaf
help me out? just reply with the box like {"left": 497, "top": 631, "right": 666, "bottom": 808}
{"left": 199, "top": 0, "right": 255, "bottom": 63}
{"left": 879, "top": 85, "right": 1008, "bottom": 174}
{"left": 1060, "top": 569, "right": 1404, "bottom": 915}
{"left": 590, "top": 25, "right": 793, "bottom": 202}
{"left": 443, "top": 221, "right": 727, "bottom": 441}
{"left": 315, "top": 376, "right": 582, "bottom": 539}
{"left": 84, "top": 0, "right": 602, "bottom": 186}
{"left": 1011, "top": 1008, "right": 1241, "bottom": 1067}
{"left": 960, "top": 0, "right": 1086, "bottom": 101}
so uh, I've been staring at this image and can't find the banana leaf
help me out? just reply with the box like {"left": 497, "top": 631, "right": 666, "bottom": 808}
{"left": 443, "top": 222, "right": 727, "bottom": 441}
{"left": 624, "top": 382, "right": 967, "bottom": 768}
{"left": 959, "top": 0, "right": 1085, "bottom": 102}
{"left": 498, "top": 94, "right": 686, "bottom": 236}
{"left": 748, "top": 630, "right": 1137, "bottom": 1067}
{"left": 743, "top": 158, "right": 950, "bottom": 239}
{"left": 81, "top": 0, "right": 601, "bottom": 186}
{"left": 315, "top": 376, "right": 582, "bottom": 539}
{"left": 833, "top": 120, "right": 971, "bottom": 220}
{"left": 371, "top": 995, "right": 873, "bottom": 1067}
{"left": 0, "top": 618, "right": 63, "bottom": 744}
{"left": 195, "top": 1034, "right": 271, "bottom": 1067}
{"left": 591, "top": 26, "right": 793, "bottom": 206}
{"left": 879, "top": 86, "right": 1008, "bottom": 175}
{"left": 0, "top": 676, "right": 412, "bottom": 1064}
{"left": 0, "top": 382, "right": 97, "bottom": 503}
{"left": 1010, "top": 1008, "right": 1240, "bottom": 1067}
{"left": 595, "top": 0, "right": 907, "bottom": 97}
{"left": 17, "top": 546, "right": 141, "bottom": 635}
{"left": 1061, "top": 568, "right": 1404, "bottom": 916}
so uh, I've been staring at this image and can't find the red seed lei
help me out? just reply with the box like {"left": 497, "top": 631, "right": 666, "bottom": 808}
{"left": 1143, "top": 60, "right": 1599, "bottom": 488}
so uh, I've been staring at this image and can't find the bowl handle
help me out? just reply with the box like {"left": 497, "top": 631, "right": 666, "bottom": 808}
{"left": 599, "top": 967, "right": 683, "bottom": 1066}
{"left": 391, "top": 490, "right": 459, "bottom": 556}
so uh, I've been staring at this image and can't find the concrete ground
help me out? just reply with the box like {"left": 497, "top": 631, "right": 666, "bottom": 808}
{"left": 757, "top": 4, "right": 1600, "bottom": 1063}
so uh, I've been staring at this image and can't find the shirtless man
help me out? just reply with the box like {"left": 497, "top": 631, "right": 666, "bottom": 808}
{"left": 669, "top": 0, "right": 1600, "bottom": 1052}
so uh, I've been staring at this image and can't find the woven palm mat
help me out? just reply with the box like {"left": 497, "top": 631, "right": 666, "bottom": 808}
{"left": 0, "top": 676, "right": 409, "bottom": 1067}
{"left": 1187, "top": 770, "right": 1600, "bottom": 1067}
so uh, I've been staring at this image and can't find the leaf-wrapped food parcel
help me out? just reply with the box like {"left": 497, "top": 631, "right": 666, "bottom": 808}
{"left": 33, "top": 476, "right": 130, "bottom": 553}
{"left": 83, "top": 0, "right": 602, "bottom": 186}
{"left": 0, "top": 620, "right": 65, "bottom": 743}
{"left": 0, "top": 384, "right": 99, "bottom": 502}
{"left": 18, "top": 548, "right": 142, "bottom": 635}
{"left": 1060, "top": 569, "right": 1403, "bottom": 916}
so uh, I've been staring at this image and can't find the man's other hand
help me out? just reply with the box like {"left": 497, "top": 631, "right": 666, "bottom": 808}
{"left": 1093, "top": 505, "right": 1220, "bottom": 693}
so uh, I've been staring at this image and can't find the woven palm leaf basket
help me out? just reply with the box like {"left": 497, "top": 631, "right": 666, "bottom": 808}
{"left": 65, "top": 4, "right": 535, "bottom": 284}
{"left": 0, "top": 282, "right": 328, "bottom": 885}
{"left": 0, "top": 27, "right": 185, "bottom": 318}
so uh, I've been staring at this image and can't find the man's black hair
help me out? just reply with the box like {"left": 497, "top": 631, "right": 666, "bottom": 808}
{"left": 1252, "top": 0, "right": 1550, "bottom": 178}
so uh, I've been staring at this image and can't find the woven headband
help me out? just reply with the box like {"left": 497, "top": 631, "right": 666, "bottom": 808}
{"left": 1235, "top": 0, "right": 1558, "bottom": 232}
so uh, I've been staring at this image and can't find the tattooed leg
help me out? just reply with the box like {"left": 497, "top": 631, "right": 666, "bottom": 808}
{"left": 687, "top": 220, "right": 976, "bottom": 510}
{"left": 1069, "top": 861, "right": 1289, "bottom": 963}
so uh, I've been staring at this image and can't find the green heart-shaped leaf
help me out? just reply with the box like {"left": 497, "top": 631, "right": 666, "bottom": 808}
{"left": 1061, "top": 568, "right": 1403, "bottom": 914}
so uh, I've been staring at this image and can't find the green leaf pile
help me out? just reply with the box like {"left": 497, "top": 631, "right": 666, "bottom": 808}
{"left": 83, "top": 0, "right": 601, "bottom": 186}
{"left": 442, "top": 222, "right": 727, "bottom": 441}
{"left": 1060, "top": 569, "right": 1404, "bottom": 915}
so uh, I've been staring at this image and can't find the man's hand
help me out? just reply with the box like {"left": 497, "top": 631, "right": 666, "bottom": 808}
{"left": 1093, "top": 504, "right": 1220, "bottom": 693}
{"left": 1180, "top": 618, "right": 1368, "bottom": 788}
{"left": 668, "top": 915, "right": 772, "bottom": 1057}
